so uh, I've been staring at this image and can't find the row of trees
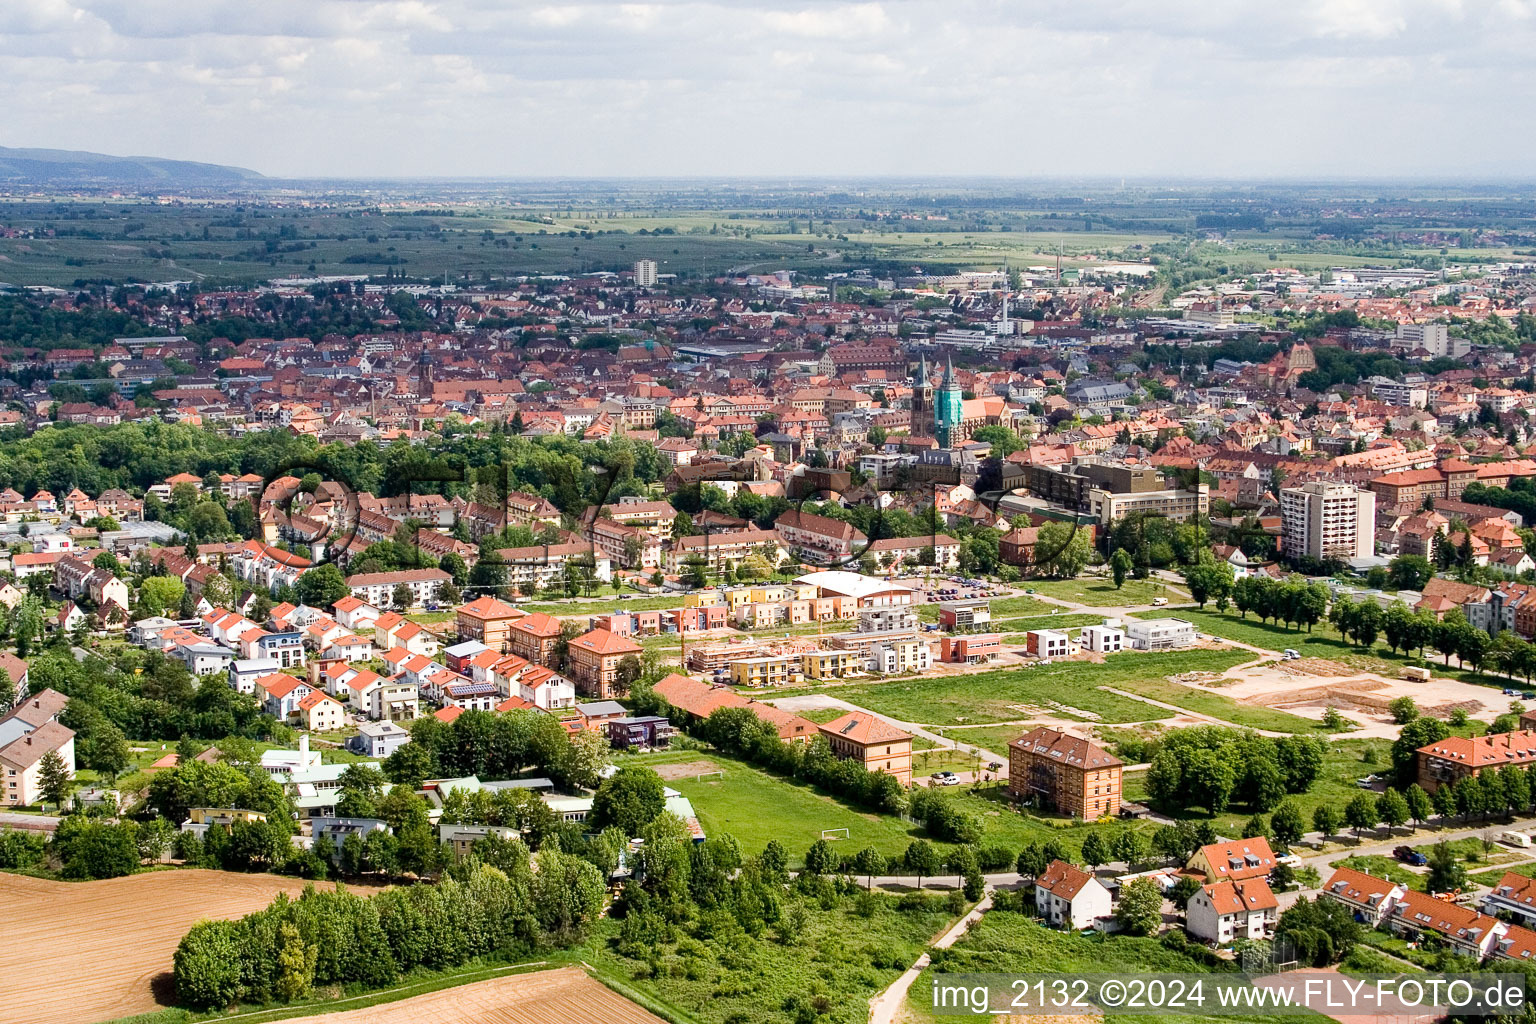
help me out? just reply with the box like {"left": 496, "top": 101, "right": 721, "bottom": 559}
{"left": 174, "top": 853, "right": 605, "bottom": 1010}
{"left": 647, "top": 695, "right": 907, "bottom": 815}
{"left": 1232, "top": 576, "right": 1331, "bottom": 630}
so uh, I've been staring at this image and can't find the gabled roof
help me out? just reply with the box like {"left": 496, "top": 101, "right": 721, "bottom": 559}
{"left": 1035, "top": 859, "right": 1096, "bottom": 900}
{"left": 1194, "top": 837, "right": 1276, "bottom": 880}
{"left": 1202, "top": 877, "right": 1277, "bottom": 915}
{"left": 569, "top": 627, "right": 642, "bottom": 657}
{"left": 818, "top": 711, "right": 910, "bottom": 746}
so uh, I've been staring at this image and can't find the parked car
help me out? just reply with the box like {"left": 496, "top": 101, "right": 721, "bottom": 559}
{"left": 931, "top": 771, "right": 960, "bottom": 786}
{"left": 1394, "top": 845, "right": 1428, "bottom": 866}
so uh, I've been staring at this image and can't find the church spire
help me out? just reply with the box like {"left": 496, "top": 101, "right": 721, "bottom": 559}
{"left": 943, "top": 351, "right": 956, "bottom": 388}
{"left": 915, "top": 352, "right": 928, "bottom": 386}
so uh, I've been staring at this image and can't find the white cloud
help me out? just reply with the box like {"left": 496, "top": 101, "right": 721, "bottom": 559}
{"left": 0, "top": 0, "right": 1531, "bottom": 178}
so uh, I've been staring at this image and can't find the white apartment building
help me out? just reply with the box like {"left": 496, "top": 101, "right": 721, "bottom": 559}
{"left": 1394, "top": 322, "right": 1470, "bottom": 359}
{"left": 634, "top": 259, "right": 658, "bottom": 287}
{"left": 1280, "top": 482, "right": 1376, "bottom": 563}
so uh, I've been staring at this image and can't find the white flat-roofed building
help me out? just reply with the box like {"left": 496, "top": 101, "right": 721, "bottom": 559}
{"left": 1080, "top": 623, "right": 1124, "bottom": 653}
{"left": 796, "top": 570, "right": 915, "bottom": 609}
{"left": 1124, "top": 617, "right": 1197, "bottom": 651}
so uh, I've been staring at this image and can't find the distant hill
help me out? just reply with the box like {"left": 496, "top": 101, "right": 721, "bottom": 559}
{"left": 0, "top": 145, "right": 264, "bottom": 185}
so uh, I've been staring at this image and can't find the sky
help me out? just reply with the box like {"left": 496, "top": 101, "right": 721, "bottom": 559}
{"left": 2, "top": 0, "right": 1534, "bottom": 180}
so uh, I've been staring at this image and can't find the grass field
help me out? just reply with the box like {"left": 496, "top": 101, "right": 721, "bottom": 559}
{"left": 1024, "top": 576, "right": 1187, "bottom": 608}
{"left": 796, "top": 648, "right": 1317, "bottom": 732}
{"left": 1335, "top": 855, "right": 1425, "bottom": 889}
{"left": 633, "top": 750, "right": 1146, "bottom": 865}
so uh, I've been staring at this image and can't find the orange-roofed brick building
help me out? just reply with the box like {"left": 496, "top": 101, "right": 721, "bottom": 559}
{"left": 1417, "top": 729, "right": 1536, "bottom": 794}
{"left": 818, "top": 710, "right": 911, "bottom": 785}
{"left": 565, "top": 627, "right": 643, "bottom": 699}
{"left": 454, "top": 595, "right": 526, "bottom": 652}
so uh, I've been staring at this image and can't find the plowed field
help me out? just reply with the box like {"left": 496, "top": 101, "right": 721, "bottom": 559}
{"left": 0, "top": 869, "right": 310, "bottom": 1024}
{"left": 270, "top": 968, "right": 664, "bottom": 1024}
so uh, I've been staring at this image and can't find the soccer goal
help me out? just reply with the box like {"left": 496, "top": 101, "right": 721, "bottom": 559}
{"left": 694, "top": 770, "right": 724, "bottom": 782}
{"left": 820, "top": 828, "right": 850, "bottom": 841}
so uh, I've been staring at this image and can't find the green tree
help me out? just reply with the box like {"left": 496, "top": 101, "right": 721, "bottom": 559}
{"left": 1343, "top": 792, "right": 1379, "bottom": 839}
{"left": 1388, "top": 696, "right": 1419, "bottom": 724}
{"left": 391, "top": 583, "right": 414, "bottom": 611}
{"left": 1080, "top": 831, "right": 1109, "bottom": 870}
{"left": 273, "top": 922, "right": 317, "bottom": 1002}
{"left": 173, "top": 920, "right": 244, "bottom": 1009}
{"left": 1404, "top": 783, "right": 1433, "bottom": 829}
{"left": 138, "top": 575, "right": 186, "bottom": 617}
{"left": 294, "top": 564, "right": 349, "bottom": 608}
{"left": 903, "top": 839, "right": 940, "bottom": 888}
{"left": 1312, "top": 804, "right": 1341, "bottom": 840}
{"left": 38, "top": 748, "right": 73, "bottom": 809}
{"left": 853, "top": 846, "right": 886, "bottom": 889}
{"left": 1376, "top": 788, "right": 1409, "bottom": 832}
{"left": 1109, "top": 548, "right": 1133, "bottom": 590}
{"left": 589, "top": 766, "right": 664, "bottom": 837}
{"left": 1391, "top": 717, "right": 1450, "bottom": 788}
{"left": 1426, "top": 840, "right": 1467, "bottom": 894}
{"left": 804, "top": 838, "right": 837, "bottom": 875}
{"left": 1270, "top": 800, "right": 1305, "bottom": 849}
{"left": 1114, "top": 876, "right": 1163, "bottom": 936}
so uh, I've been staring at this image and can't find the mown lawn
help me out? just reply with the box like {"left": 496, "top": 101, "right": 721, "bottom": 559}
{"left": 629, "top": 750, "right": 1147, "bottom": 866}
{"left": 1024, "top": 576, "right": 1188, "bottom": 608}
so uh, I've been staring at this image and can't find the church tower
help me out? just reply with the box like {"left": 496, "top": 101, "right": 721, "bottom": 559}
{"left": 912, "top": 352, "right": 932, "bottom": 429}
{"left": 936, "top": 353, "right": 963, "bottom": 448}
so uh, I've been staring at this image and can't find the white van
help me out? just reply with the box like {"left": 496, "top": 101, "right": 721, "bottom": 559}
{"left": 1502, "top": 831, "right": 1533, "bottom": 849}
{"left": 1152, "top": 597, "right": 1168, "bottom": 607}
{"left": 1282, "top": 649, "right": 1300, "bottom": 660}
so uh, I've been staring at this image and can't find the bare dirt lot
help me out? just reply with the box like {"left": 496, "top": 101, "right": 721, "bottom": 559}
{"left": 652, "top": 759, "right": 721, "bottom": 780}
{"left": 1179, "top": 659, "right": 1502, "bottom": 738}
{"left": 0, "top": 869, "right": 312, "bottom": 1024}
{"left": 272, "top": 967, "right": 664, "bottom": 1024}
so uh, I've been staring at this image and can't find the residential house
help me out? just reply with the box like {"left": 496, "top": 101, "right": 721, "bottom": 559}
{"left": 1187, "top": 877, "right": 1278, "bottom": 944}
{"left": 296, "top": 691, "right": 347, "bottom": 732}
{"left": 1186, "top": 837, "right": 1277, "bottom": 884}
{"left": 344, "top": 568, "right": 450, "bottom": 610}
{"left": 350, "top": 720, "right": 411, "bottom": 758}
{"left": 455, "top": 596, "right": 527, "bottom": 652}
{"left": 1321, "top": 866, "right": 1408, "bottom": 927}
{"left": 1034, "top": 859, "right": 1113, "bottom": 931}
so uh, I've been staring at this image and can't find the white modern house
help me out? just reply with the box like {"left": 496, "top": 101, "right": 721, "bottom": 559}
{"left": 1080, "top": 622, "right": 1125, "bottom": 654}
{"left": 1124, "top": 617, "right": 1197, "bottom": 651}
